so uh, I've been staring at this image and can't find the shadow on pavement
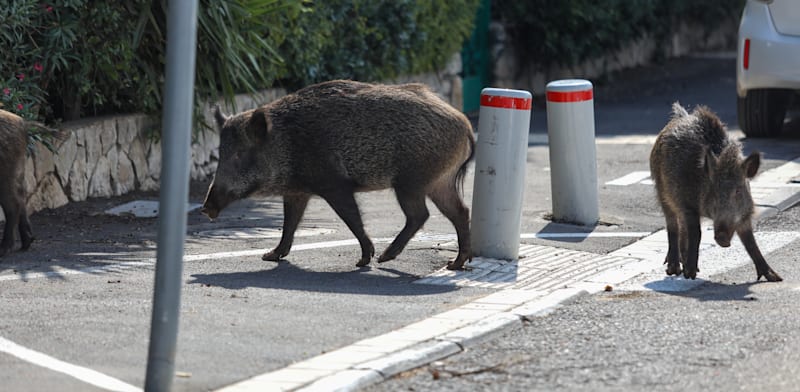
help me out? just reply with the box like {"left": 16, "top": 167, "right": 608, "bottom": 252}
{"left": 187, "top": 261, "right": 459, "bottom": 296}
{"left": 645, "top": 279, "right": 767, "bottom": 302}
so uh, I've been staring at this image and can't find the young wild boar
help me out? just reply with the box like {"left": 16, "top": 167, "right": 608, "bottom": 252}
{"left": 650, "top": 102, "right": 781, "bottom": 282}
{"left": 202, "top": 80, "right": 475, "bottom": 270}
{"left": 0, "top": 109, "right": 34, "bottom": 257}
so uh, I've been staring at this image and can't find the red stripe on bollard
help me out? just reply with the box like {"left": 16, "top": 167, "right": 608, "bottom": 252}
{"left": 480, "top": 94, "right": 532, "bottom": 110}
{"left": 546, "top": 89, "right": 593, "bottom": 103}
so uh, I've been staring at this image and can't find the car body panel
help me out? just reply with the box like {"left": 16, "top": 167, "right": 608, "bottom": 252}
{"left": 768, "top": 1, "right": 800, "bottom": 36}
{"left": 737, "top": 0, "right": 800, "bottom": 97}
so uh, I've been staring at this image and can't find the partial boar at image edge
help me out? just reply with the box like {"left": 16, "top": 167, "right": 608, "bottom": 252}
{"left": 649, "top": 102, "right": 781, "bottom": 282}
{"left": 0, "top": 109, "right": 35, "bottom": 258}
{"left": 202, "top": 80, "right": 476, "bottom": 270}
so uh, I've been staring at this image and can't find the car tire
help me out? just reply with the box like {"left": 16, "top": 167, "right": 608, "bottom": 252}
{"left": 737, "top": 89, "right": 791, "bottom": 138}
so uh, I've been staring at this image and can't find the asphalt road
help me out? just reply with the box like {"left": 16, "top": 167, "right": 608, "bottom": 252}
{"left": 1, "top": 54, "right": 799, "bottom": 391}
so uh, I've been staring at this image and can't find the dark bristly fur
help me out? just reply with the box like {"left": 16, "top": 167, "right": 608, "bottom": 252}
{"left": 202, "top": 80, "right": 476, "bottom": 270}
{"left": 0, "top": 109, "right": 35, "bottom": 257}
{"left": 649, "top": 102, "right": 781, "bottom": 282}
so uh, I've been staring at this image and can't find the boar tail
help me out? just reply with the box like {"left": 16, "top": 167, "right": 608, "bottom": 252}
{"left": 455, "top": 134, "right": 476, "bottom": 196}
{"left": 671, "top": 101, "right": 689, "bottom": 119}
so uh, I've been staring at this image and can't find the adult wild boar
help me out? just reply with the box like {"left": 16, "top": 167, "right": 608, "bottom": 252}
{"left": 202, "top": 80, "right": 475, "bottom": 270}
{"left": 650, "top": 102, "right": 781, "bottom": 281}
{"left": 0, "top": 109, "right": 34, "bottom": 257}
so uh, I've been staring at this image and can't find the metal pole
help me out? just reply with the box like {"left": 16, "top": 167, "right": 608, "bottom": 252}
{"left": 471, "top": 88, "right": 532, "bottom": 260}
{"left": 145, "top": 1, "right": 198, "bottom": 391}
{"left": 545, "top": 79, "right": 598, "bottom": 226}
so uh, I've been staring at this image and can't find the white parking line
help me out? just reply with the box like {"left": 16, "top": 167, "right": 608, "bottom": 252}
{"left": 0, "top": 233, "right": 653, "bottom": 283}
{"left": 0, "top": 261, "right": 153, "bottom": 282}
{"left": 0, "top": 336, "right": 141, "bottom": 392}
{"left": 607, "top": 156, "right": 800, "bottom": 188}
{"left": 522, "top": 232, "right": 651, "bottom": 239}
{"left": 605, "top": 171, "right": 651, "bottom": 186}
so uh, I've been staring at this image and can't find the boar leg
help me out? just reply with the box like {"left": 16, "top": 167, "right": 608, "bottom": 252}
{"left": 427, "top": 180, "right": 472, "bottom": 270}
{"left": 18, "top": 209, "right": 33, "bottom": 250}
{"left": 17, "top": 183, "right": 32, "bottom": 250}
{"left": 663, "top": 208, "right": 682, "bottom": 276}
{"left": 681, "top": 212, "right": 702, "bottom": 279}
{"left": 0, "top": 194, "right": 19, "bottom": 257}
{"left": 319, "top": 188, "right": 375, "bottom": 267}
{"left": 737, "top": 224, "right": 782, "bottom": 282}
{"left": 378, "top": 188, "right": 429, "bottom": 264}
{"left": 263, "top": 193, "right": 311, "bottom": 262}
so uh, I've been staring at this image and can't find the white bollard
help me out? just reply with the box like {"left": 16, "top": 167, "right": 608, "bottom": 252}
{"left": 471, "top": 88, "right": 532, "bottom": 260}
{"left": 546, "top": 79, "right": 598, "bottom": 226}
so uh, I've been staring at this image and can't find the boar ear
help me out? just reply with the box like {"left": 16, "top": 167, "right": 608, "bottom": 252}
{"left": 214, "top": 106, "right": 228, "bottom": 128}
{"left": 743, "top": 151, "right": 761, "bottom": 178}
{"left": 702, "top": 148, "right": 717, "bottom": 178}
{"left": 246, "top": 108, "right": 272, "bottom": 145}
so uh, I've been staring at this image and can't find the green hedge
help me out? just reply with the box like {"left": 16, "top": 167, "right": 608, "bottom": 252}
{"left": 494, "top": 0, "right": 744, "bottom": 71}
{"left": 0, "top": 0, "right": 479, "bottom": 124}
{"left": 276, "top": 0, "right": 480, "bottom": 90}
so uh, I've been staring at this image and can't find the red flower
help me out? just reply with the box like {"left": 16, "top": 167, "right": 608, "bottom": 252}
{"left": 16, "top": 103, "right": 23, "bottom": 110}
{"left": 34, "top": 63, "right": 43, "bottom": 72}
{"left": 43, "top": 4, "right": 53, "bottom": 12}
{"left": 17, "top": 73, "right": 25, "bottom": 81}
{"left": 2, "top": 88, "right": 9, "bottom": 96}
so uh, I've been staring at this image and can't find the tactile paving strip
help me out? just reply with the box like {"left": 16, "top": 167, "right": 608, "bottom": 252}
{"left": 415, "top": 244, "right": 642, "bottom": 290}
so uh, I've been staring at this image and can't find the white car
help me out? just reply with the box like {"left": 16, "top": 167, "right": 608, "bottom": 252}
{"left": 737, "top": 0, "right": 800, "bottom": 137}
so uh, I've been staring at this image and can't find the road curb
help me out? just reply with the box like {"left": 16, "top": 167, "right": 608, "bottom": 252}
{"left": 296, "top": 288, "right": 588, "bottom": 392}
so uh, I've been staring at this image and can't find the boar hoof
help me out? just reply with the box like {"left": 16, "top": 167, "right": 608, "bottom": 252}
{"left": 446, "top": 254, "right": 472, "bottom": 271}
{"left": 377, "top": 253, "right": 396, "bottom": 263}
{"left": 355, "top": 257, "right": 372, "bottom": 267}
{"left": 665, "top": 261, "right": 682, "bottom": 276}
{"left": 758, "top": 268, "right": 783, "bottom": 282}
{"left": 21, "top": 238, "right": 33, "bottom": 251}
{"left": 682, "top": 268, "right": 697, "bottom": 280}
{"left": 262, "top": 249, "right": 287, "bottom": 262}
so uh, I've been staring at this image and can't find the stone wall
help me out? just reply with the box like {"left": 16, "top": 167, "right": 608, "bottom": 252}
{"left": 491, "top": 15, "right": 740, "bottom": 94}
{"left": 1, "top": 57, "right": 463, "bottom": 221}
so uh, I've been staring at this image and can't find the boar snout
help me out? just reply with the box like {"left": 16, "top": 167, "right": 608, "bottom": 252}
{"left": 714, "top": 232, "right": 732, "bottom": 248}
{"left": 713, "top": 224, "right": 735, "bottom": 248}
{"left": 202, "top": 183, "right": 233, "bottom": 220}
{"left": 200, "top": 205, "right": 219, "bottom": 220}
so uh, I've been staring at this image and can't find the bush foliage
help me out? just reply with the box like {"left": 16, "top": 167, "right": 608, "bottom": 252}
{"left": 494, "top": 0, "right": 745, "bottom": 70}
{"left": 276, "top": 0, "right": 480, "bottom": 90}
{"left": 0, "top": 0, "right": 479, "bottom": 124}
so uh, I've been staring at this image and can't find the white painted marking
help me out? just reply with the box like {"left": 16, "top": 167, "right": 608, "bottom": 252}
{"left": 529, "top": 134, "right": 661, "bottom": 145}
{"left": 0, "top": 232, "right": 651, "bottom": 283}
{"left": 595, "top": 135, "right": 658, "bottom": 145}
{"left": 105, "top": 200, "right": 202, "bottom": 218}
{"left": 195, "top": 227, "right": 335, "bottom": 239}
{"left": 617, "top": 230, "right": 800, "bottom": 292}
{"left": 750, "top": 182, "right": 800, "bottom": 188}
{"left": 754, "top": 157, "right": 800, "bottom": 184}
{"left": 521, "top": 232, "right": 651, "bottom": 239}
{"left": 528, "top": 133, "right": 548, "bottom": 144}
{"left": 605, "top": 171, "right": 651, "bottom": 186}
{"left": 606, "top": 156, "right": 800, "bottom": 188}
{"left": 0, "top": 261, "right": 153, "bottom": 282}
{"left": 0, "top": 336, "right": 142, "bottom": 392}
